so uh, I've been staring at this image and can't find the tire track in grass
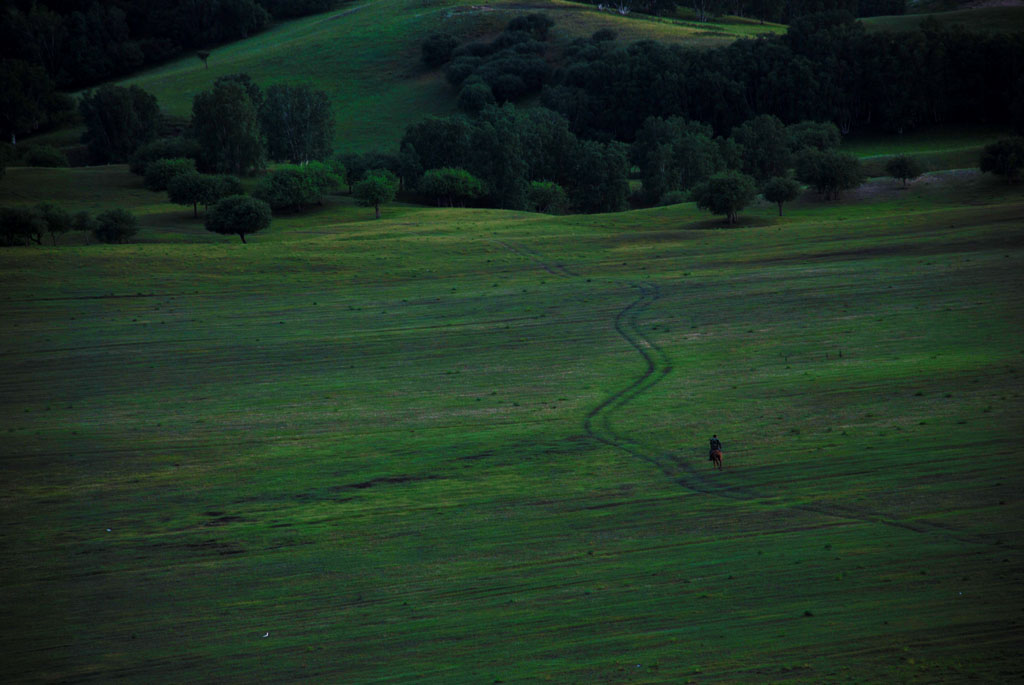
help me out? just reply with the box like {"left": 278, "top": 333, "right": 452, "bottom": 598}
{"left": 497, "top": 241, "right": 1017, "bottom": 550}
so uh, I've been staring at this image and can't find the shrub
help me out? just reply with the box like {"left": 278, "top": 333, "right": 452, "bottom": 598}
{"left": 353, "top": 169, "right": 399, "bottom": 219}
{"left": 144, "top": 158, "right": 197, "bottom": 191}
{"left": 22, "top": 145, "right": 69, "bottom": 168}
{"left": 0, "top": 206, "right": 46, "bottom": 246}
{"left": 979, "top": 137, "right": 1024, "bottom": 182}
{"left": 457, "top": 80, "right": 495, "bottom": 114}
{"left": 419, "top": 168, "right": 484, "bottom": 206}
{"left": 794, "top": 149, "right": 864, "bottom": 200}
{"left": 35, "top": 202, "right": 73, "bottom": 244}
{"left": 253, "top": 166, "right": 318, "bottom": 212}
{"left": 129, "top": 137, "right": 201, "bottom": 175}
{"left": 527, "top": 180, "right": 569, "bottom": 214}
{"left": 657, "top": 190, "right": 689, "bottom": 206}
{"left": 93, "top": 208, "right": 138, "bottom": 243}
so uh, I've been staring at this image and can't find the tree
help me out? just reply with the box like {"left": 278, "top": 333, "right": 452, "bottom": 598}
{"left": 691, "top": 170, "right": 758, "bottom": 223}
{"left": 260, "top": 84, "right": 333, "bottom": 164}
{"left": 731, "top": 114, "right": 792, "bottom": 181}
{"left": 794, "top": 149, "right": 864, "bottom": 200}
{"left": 457, "top": 80, "right": 496, "bottom": 115}
{"left": 304, "top": 161, "right": 342, "bottom": 204}
{"left": 979, "top": 138, "right": 1024, "bottom": 183}
{"left": 885, "top": 154, "right": 924, "bottom": 188}
{"left": 353, "top": 169, "right": 399, "bottom": 219}
{"left": 197, "top": 50, "right": 211, "bottom": 69}
{"left": 93, "top": 208, "right": 138, "bottom": 243}
{"left": 144, "top": 158, "right": 197, "bottom": 191}
{"left": 35, "top": 202, "right": 72, "bottom": 244}
{"left": 0, "top": 59, "right": 63, "bottom": 146}
{"left": 22, "top": 145, "right": 69, "bottom": 167}
{"left": 78, "top": 84, "right": 159, "bottom": 164}
{"left": 762, "top": 176, "right": 801, "bottom": 216}
{"left": 205, "top": 195, "right": 271, "bottom": 243}
{"left": 422, "top": 33, "right": 458, "bottom": 68}
{"left": 167, "top": 172, "right": 211, "bottom": 217}
{"left": 71, "top": 211, "right": 96, "bottom": 236}
{"left": 418, "top": 168, "right": 484, "bottom": 206}
{"left": 0, "top": 206, "right": 45, "bottom": 246}
{"left": 253, "top": 166, "right": 318, "bottom": 212}
{"left": 192, "top": 81, "right": 265, "bottom": 175}
{"left": 527, "top": 180, "right": 569, "bottom": 214}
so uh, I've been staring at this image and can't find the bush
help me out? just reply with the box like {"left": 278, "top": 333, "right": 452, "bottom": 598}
{"left": 205, "top": 195, "right": 271, "bottom": 242}
{"left": 93, "top": 208, "right": 139, "bottom": 243}
{"left": 795, "top": 149, "right": 864, "bottom": 200}
{"left": 21, "top": 145, "right": 69, "bottom": 168}
{"left": 144, "top": 158, "right": 197, "bottom": 191}
{"left": 527, "top": 180, "right": 569, "bottom": 214}
{"left": 506, "top": 13, "right": 554, "bottom": 40}
{"left": 419, "top": 167, "right": 484, "bottom": 206}
{"left": 457, "top": 80, "right": 495, "bottom": 114}
{"left": 422, "top": 33, "right": 459, "bottom": 68}
{"left": 353, "top": 169, "right": 399, "bottom": 219}
{"left": 658, "top": 190, "right": 689, "bottom": 206}
{"left": 129, "top": 137, "right": 202, "bottom": 175}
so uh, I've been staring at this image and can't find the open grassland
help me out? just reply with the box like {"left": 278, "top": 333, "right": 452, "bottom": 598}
{"left": 1, "top": 165, "right": 1022, "bottom": 682}
{"left": 116, "top": 0, "right": 782, "bottom": 153}
{"left": 842, "top": 125, "right": 1010, "bottom": 177}
{"left": 862, "top": 5, "right": 1024, "bottom": 33}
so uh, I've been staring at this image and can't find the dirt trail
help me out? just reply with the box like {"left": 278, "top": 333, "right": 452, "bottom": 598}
{"left": 495, "top": 240, "right": 1017, "bottom": 550}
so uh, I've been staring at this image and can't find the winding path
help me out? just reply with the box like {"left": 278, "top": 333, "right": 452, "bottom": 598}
{"left": 497, "top": 240, "right": 1016, "bottom": 551}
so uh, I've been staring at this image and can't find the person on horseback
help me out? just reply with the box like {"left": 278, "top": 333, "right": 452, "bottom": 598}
{"left": 709, "top": 435, "right": 723, "bottom": 470}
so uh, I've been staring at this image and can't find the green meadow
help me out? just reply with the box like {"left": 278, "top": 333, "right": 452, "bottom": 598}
{"left": 1, "top": 161, "right": 1022, "bottom": 682}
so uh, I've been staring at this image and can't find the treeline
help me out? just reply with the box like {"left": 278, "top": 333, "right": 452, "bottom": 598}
{"left": 540, "top": 14, "right": 1024, "bottom": 140}
{"left": 570, "top": 0, "right": 903, "bottom": 23}
{"left": 0, "top": 0, "right": 340, "bottom": 89}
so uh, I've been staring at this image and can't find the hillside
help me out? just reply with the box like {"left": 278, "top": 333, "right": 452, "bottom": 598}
{"left": 117, "top": 0, "right": 784, "bottom": 153}
{"left": 1, "top": 162, "right": 1023, "bottom": 682}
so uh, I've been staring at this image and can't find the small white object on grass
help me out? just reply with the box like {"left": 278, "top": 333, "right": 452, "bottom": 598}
{"left": 106, "top": 528, "right": 111, "bottom": 532}
{"left": 261, "top": 632, "right": 269, "bottom": 638}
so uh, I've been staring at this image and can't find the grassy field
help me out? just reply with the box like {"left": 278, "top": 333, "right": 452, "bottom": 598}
{"left": 114, "top": 0, "right": 783, "bottom": 153}
{"left": 842, "top": 124, "right": 1009, "bottom": 177}
{"left": 862, "top": 5, "right": 1024, "bottom": 33}
{"left": 1, "top": 163, "right": 1022, "bottom": 682}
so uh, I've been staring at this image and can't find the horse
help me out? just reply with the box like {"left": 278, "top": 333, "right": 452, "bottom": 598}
{"left": 709, "top": 448, "right": 722, "bottom": 470}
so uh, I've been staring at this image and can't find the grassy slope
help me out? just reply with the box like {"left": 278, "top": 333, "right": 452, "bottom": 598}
{"left": 862, "top": 5, "right": 1024, "bottom": 33}
{"left": 1, "top": 165, "right": 1022, "bottom": 682}
{"left": 117, "top": 0, "right": 783, "bottom": 153}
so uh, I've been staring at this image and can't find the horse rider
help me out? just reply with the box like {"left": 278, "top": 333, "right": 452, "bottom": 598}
{"left": 709, "top": 434, "right": 722, "bottom": 459}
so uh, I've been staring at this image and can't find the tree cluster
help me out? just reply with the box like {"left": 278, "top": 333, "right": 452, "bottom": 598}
{"left": 541, "top": 16, "right": 1024, "bottom": 142}
{"left": 400, "top": 104, "right": 628, "bottom": 213}
{"left": 0, "top": 204, "right": 138, "bottom": 246}
{"left": 0, "top": 0, "right": 341, "bottom": 89}
{"left": 429, "top": 15, "right": 556, "bottom": 109}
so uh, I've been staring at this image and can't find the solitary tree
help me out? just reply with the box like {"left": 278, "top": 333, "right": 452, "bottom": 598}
{"left": 197, "top": 50, "right": 211, "bottom": 69}
{"left": 35, "top": 202, "right": 72, "bottom": 244}
{"left": 167, "top": 172, "right": 211, "bottom": 217}
{"left": 762, "top": 176, "right": 801, "bottom": 216}
{"left": 205, "top": 195, "right": 271, "bottom": 242}
{"left": 353, "top": 169, "right": 399, "bottom": 219}
{"left": 93, "top": 208, "right": 138, "bottom": 243}
{"left": 691, "top": 170, "right": 758, "bottom": 224}
{"left": 885, "top": 154, "right": 924, "bottom": 188}
{"left": 979, "top": 137, "right": 1024, "bottom": 183}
